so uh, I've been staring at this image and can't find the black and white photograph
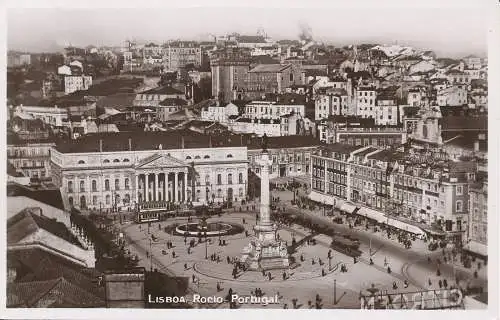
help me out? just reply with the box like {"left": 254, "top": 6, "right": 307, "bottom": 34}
{"left": 2, "top": 0, "right": 498, "bottom": 316}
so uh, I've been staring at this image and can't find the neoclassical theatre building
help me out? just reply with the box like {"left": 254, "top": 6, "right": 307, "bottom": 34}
{"left": 50, "top": 132, "right": 249, "bottom": 211}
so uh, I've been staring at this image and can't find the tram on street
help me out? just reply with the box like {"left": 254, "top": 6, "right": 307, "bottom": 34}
{"left": 330, "top": 235, "right": 362, "bottom": 257}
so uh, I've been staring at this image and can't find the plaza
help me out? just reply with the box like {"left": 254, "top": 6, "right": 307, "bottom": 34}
{"left": 121, "top": 209, "right": 428, "bottom": 309}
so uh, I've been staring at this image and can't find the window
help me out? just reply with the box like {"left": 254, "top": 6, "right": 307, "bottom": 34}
{"left": 125, "top": 178, "right": 130, "bottom": 190}
{"left": 228, "top": 173, "right": 233, "bottom": 185}
{"left": 123, "top": 158, "right": 130, "bottom": 162}
{"left": 103, "top": 159, "right": 110, "bottom": 163}
{"left": 78, "top": 160, "right": 85, "bottom": 164}
{"left": 227, "top": 154, "right": 233, "bottom": 158}
{"left": 186, "top": 156, "right": 192, "bottom": 160}
{"left": 105, "top": 195, "right": 110, "bottom": 205}
{"left": 195, "top": 156, "right": 201, "bottom": 159}
{"left": 204, "top": 155, "right": 210, "bottom": 159}
{"left": 105, "top": 179, "right": 110, "bottom": 191}
{"left": 239, "top": 173, "right": 243, "bottom": 184}
{"left": 92, "top": 196, "right": 97, "bottom": 205}
{"left": 456, "top": 200, "right": 463, "bottom": 212}
{"left": 92, "top": 180, "right": 97, "bottom": 192}
{"left": 115, "top": 179, "right": 120, "bottom": 190}
{"left": 217, "top": 174, "right": 222, "bottom": 185}
{"left": 80, "top": 181, "right": 85, "bottom": 192}
{"left": 456, "top": 185, "right": 463, "bottom": 195}
{"left": 68, "top": 181, "right": 73, "bottom": 193}
{"left": 113, "top": 159, "right": 120, "bottom": 163}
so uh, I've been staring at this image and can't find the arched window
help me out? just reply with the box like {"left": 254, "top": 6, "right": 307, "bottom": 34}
{"left": 68, "top": 196, "right": 74, "bottom": 207}
{"left": 239, "top": 187, "right": 244, "bottom": 197}
{"left": 227, "top": 154, "right": 233, "bottom": 158}
{"left": 103, "top": 159, "right": 110, "bottom": 164}
{"left": 205, "top": 174, "right": 210, "bottom": 185}
{"left": 204, "top": 155, "right": 210, "bottom": 159}
{"left": 217, "top": 189, "right": 222, "bottom": 197}
{"left": 80, "top": 180, "right": 85, "bottom": 192}
{"left": 105, "top": 194, "right": 110, "bottom": 204}
{"left": 238, "top": 173, "right": 243, "bottom": 184}
{"left": 123, "top": 158, "right": 130, "bottom": 162}
{"left": 67, "top": 181, "right": 73, "bottom": 193}
{"left": 124, "top": 194, "right": 130, "bottom": 204}
{"left": 113, "top": 159, "right": 120, "bottom": 163}
{"left": 186, "top": 156, "right": 192, "bottom": 160}
{"left": 125, "top": 178, "right": 130, "bottom": 190}
{"left": 105, "top": 179, "right": 110, "bottom": 191}
{"left": 91, "top": 180, "right": 97, "bottom": 192}
{"left": 195, "top": 156, "right": 201, "bottom": 159}
{"left": 227, "top": 173, "right": 233, "bottom": 185}
{"left": 78, "top": 160, "right": 85, "bottom": 164}
{"left": 115, "top": 179, "right": 120, "bottom": 190}
{"left": 217, "top": 174, "right": 222, "bottom": 185}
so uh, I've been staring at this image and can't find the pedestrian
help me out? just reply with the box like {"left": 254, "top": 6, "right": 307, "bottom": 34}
{"left": 268, "top": 272, "right": 271, "bottom": 281}
{"left": 443, "top": 279, "right": 448, "bottom": 288}
{"left": 282, "top": 271, "right": 286, "bottom": 281}
{"left": 387, "top": 266, "right": 391, "bottom": 274}
{"left": 438, "top": 280, "right": 443, "bottom": 289}
{"left": 192, "top": 274, "right": 196, "bottom": 282}
{"left": 227, "top": 256, "right": 231, "bottom": 264}
{"left": 184, "top": 263, "right": 188, "bottom": 270}
{"left": 312, "top": 258, "right": 315, "bottom": 265}
{"left": 172, "top": 251, "right": 176, "bottom": 258}
{"left": 428, "top": 279, "right": 432, "bottom": 286}
{"left": 404, "top": 280, "right": 409, "bottom": 288}
{"left": 384, "top": 257, "right": 388, "bottom": 267}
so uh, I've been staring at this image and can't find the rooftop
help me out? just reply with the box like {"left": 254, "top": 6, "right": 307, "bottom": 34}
{"left": 441, "top": 115, "right": 487, "bottom": 131}
{"left": 8, "top": 207, "right": 81, "bottom": 247}
{"left": 237, "top": 35, "right": 267, "bottom": 43}
{"left": 367, "top": 149, "right": 405, "bottom": 162}
{"left": 53, "top": 131, "right": 247, "bottom": 153}
{"left": 140, "top": 85, "right": 184, "bottom": 95}
{"left": 321, "top": 143, "right": 361, "bottom": 155}
{"left": 355, "top": 147, "right": 379, "bottom": 157}
{"left": 159, "top": 98, "right": 188, "bottom": 106}
{"left": 249, "top": 64, "right": 290, "bottom": 73}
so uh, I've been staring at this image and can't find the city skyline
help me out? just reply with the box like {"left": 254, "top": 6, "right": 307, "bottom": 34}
{"left": 8, "top": 6, "right": 489, "bottom": 57}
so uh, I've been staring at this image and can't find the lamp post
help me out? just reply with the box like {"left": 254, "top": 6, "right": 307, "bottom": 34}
{"left": 205, "top": 231, "right": 208, "bottom": 260}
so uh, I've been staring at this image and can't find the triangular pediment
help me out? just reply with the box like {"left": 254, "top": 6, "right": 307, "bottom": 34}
{"left": 136, "top": 153, "right": 187, "bottom": 169}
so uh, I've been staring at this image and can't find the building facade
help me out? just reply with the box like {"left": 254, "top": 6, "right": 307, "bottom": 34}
{"left": 466, "top": 180, "right": 487, "bottom": 259}
{"left": 49, "top": 133, "right": 249, "bottom": 211}
{"left": 165, "top": 41, "right": 202, "bottom": 72}
{"left": 7, "top": 142, "right": 54, "bottom": 179}
{"left": 64, "top": 75, "right": 93, "bottom": 94}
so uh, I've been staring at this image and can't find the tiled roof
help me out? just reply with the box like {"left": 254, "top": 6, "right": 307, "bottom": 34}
{"left": 441, "top": 115, "right": 487, "bottom": 130}
{"left": 96, "top": 93, "right": 136, "bottom": 110}
{"left": 249, "top": 64, "right": 290, "bottom": 73}
{"left": 355, "top": 147, "right": 379, "bottom": 157}
{"left": 322, "top": 143, "right": 361, "bottom": 154}
{"left": 140, "top": 85, "right": 184, "bottom": 95}
{"left": 368, "top": 149, "right": 405, "bottom": 162}
{"left": 247, "top": 135, "right": 320, "bottom": 150}
{"left": 250, "top": 55, "right": 280, "bottom": 65}
{"left": 237, "top": 35, "right": 267, "bottom": 43}
{"left": 54, "top": 131, "right": 246, "bottom": 153}
{"left": 7, "top": 183, "right": 64, "bottom": 210}
{"left": 8, "top": 207, "right": 82, "bottom": 247}
{"left": 159, "top": 98, "right": 188, "bottom": 106}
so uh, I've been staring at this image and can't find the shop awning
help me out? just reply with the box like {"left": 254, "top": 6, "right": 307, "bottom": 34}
{"left": 385, "top": 218, "right": 426, "bottom": 236}
{"left": 307, "top": 191, "right": 337, "bottom": 206}
{"left": 340, "top": 203, "right": 357, "bottom": 214}
{"left": 356, "top": 207, "right": 386, "bottom": 223}
{"left": 463, "top": 241, "right": 488, "bottom": 258}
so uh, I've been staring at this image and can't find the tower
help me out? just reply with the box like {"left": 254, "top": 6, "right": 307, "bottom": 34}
{"left": 240, "top": 135, "right": 290, "bottom": 270}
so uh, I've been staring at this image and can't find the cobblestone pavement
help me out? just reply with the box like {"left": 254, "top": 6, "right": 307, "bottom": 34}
{"left": 121, "top": 210, "right": 427, "bottom": 309}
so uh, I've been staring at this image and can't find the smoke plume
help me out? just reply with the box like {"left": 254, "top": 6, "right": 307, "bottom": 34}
{"left": 298, "top": 22, "right": 313, "bottom": 42}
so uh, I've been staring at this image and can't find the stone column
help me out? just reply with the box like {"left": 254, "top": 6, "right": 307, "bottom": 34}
{"left": 145, "top": 173, "right": 149, "bottom": 202}
{"left": 174, "top": 172, "right": 179, "bottom": 203}
{"left": 154, "top": 173, "right": 159, "bottom": 201}
{"left": 135, "top": 174, "right": 139, "bottom": 204}
{"left": 184, "top": 171, "right": 189, "bottom": 203}
{"left": 258, "top": 152, "right": 272, "bottom": 226}
{"left": 165, "top": 173, "right": 169, "bottom": 202}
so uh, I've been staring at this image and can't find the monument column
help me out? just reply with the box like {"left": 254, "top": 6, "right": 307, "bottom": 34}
{"left": 258, "top": 152, "right": 272, "bottom": 226}
{"left": 184, "top": 171, "right": 189, "bottom": 203}
{"left": 165, "top": 173, "right": 169, "bottom": 202}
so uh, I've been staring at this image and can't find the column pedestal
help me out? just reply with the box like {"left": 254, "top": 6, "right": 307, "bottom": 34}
{"left": 240, "top": 151, "right": 290, "bottom": 271}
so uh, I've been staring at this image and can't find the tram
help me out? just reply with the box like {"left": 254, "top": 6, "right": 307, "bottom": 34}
{"left": 330, "top": 235, "right": 362, "bottom": 257}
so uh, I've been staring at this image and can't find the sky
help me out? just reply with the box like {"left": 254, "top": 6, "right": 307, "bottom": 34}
{"left": 7, "top": 2, "right": 491, "bottom": 58}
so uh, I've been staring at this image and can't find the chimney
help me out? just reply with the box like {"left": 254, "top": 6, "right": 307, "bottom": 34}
{"left": 128, "top": 138, "right": 132, "bottom": 151}
{"left": 474, "top": 140, "right": 479, "bottom": 152}
{"left": 99, "top": 139, "right": 103, "bottom": 152}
